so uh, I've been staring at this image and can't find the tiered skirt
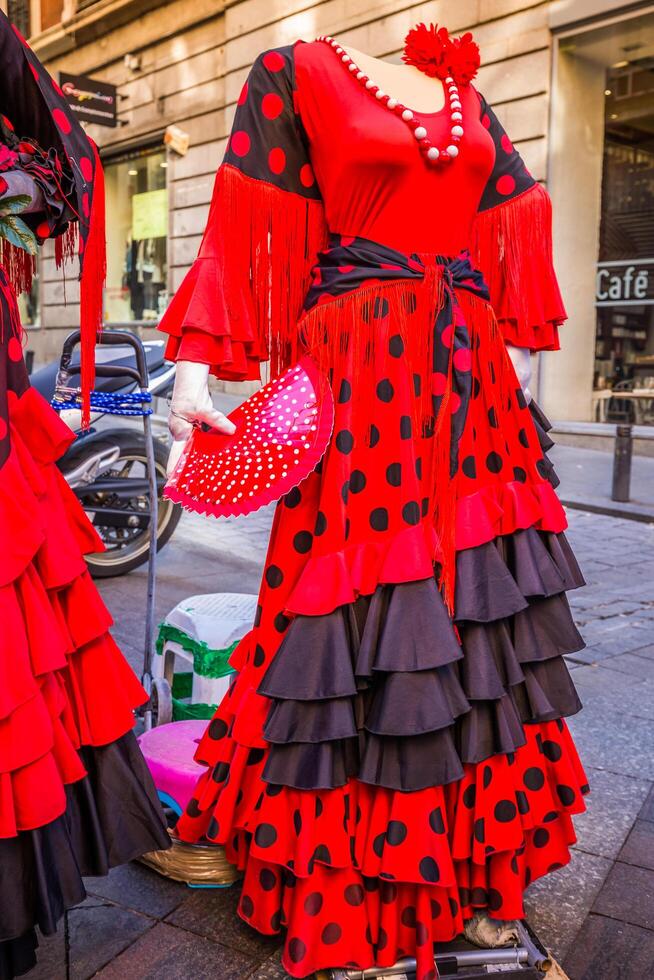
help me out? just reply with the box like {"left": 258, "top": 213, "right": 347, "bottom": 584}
{"left": 175, "top": 282, "right": 588, "bottom": 979}
{"left": 0, "top": 372, "right": 170, "bottom": 977}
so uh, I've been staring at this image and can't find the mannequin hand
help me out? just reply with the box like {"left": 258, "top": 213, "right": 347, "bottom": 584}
{"left": 506, "top": 345, "right": 533, "bottom": 404}
{"left": 166, "top": 360, "right": 236, "bottom": 477}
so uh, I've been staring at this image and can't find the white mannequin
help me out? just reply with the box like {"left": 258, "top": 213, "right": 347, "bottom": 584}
{"left": 339, "top": 45, "right": 446, "bottom": 113}
{"left": 168, "top": 47, "right": 531, "bottom": 473}
{"left": 165, "top": 42, "right": 534, "bottom": 957}
{"left": 166, "top": 45, "right": 532, "bottom": 470}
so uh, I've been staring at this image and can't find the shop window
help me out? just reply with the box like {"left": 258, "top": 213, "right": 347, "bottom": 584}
{"left": 103, "top": 148, "right": 168, "bottom": 325}
{"left": 596, "top": 55, "right": 654, "bottom": 424}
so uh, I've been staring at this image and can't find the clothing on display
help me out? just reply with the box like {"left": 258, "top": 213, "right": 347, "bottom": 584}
{"left": 0, "top": 13, "right": 170, "bottom": 978}
{"left": 159, "top": 28, "right": 588, "bottom": 980}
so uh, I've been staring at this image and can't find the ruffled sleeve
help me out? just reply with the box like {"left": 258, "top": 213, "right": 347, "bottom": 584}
{"left": 159, "top": 45, "right": 328, "bottom": 381}
{"left": 470, "top": 91, "right": 566, "bottom": 351}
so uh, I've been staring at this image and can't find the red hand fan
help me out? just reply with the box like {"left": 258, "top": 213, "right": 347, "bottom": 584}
{"left": 164, "top": 355, "right": 335, "bottom": 518}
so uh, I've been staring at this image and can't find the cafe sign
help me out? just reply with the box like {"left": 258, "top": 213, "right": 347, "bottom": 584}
{"left": 596, "top": 259, "right": 654, "bottom": 306}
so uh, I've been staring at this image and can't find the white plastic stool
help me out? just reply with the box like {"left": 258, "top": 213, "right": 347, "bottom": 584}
{"left": 153, "top": 592, "right": 258, "bottom": 724}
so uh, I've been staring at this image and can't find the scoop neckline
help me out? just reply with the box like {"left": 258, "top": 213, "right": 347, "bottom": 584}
{"left": 317, "top": 38, "right": 449, "bottom": 119}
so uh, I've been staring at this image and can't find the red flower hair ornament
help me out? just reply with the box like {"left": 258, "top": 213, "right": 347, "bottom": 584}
{"left": 402, "top": 23, "right": 480, "bottom": 86}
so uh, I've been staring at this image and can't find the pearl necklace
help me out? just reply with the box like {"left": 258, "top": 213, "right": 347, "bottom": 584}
{"left": 317, "top": 35, "right": 464, "bottom": 166}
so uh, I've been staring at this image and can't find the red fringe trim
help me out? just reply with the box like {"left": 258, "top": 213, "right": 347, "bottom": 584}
{"left": 78, "top": 141, "right": 106, "bottom": 428}
{"left": 297, "top": 275, "right": 496, "bottom": 614}
{"left": 158, "top": 164, "right": 328, "bottom": 380}
{"left": 470, "top": 183, "right": 567, "bottom": 352}
{"left": 0, "top": 273, "right": 25, "bottom": 349}
{"left": 0, "top": 240, "right": 35, "bottom": 299}
{"left": 54, "top": 221, "right": 78, "bottom": 269}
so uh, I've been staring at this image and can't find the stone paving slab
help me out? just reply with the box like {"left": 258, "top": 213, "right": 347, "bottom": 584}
{"left": 85, "top": 863, "right": 187, "bottom": 919}
{"left": 563, "top": 914, "right": 654, "bottom": 980}
{"left": 523, "top": 849, "right": 613, "bottom": 961}
{"left": 591, "top": 863, "right": 654, "bottom": 933}
{"left": 567, "top": 706, "right": 654, "bottom": 781}
{"left": 570, "top": 768, "right": 651, "bottom": 861}
{"left": 248, "top": 950, "right": 292, "bottom": 978}
{"left": 29, "top": 897, "right": 154, "bottom": 980}
{"left": 640, "top": 786, "right": 654, "bottom": 823}
{"left": 617, "top": 819, "right": 654, "bottom": 872}
{"left": 597, "top": 651, "right": 654, "bottom": 679}
{"left": 95, "top": 920, "right": 258, "bottom": 979}
{"left": 165, "top": 884, "right": 281, "bottom": 962}
{"left": 571, "top": 667, "right": 654, "bottom": 724}
{"left": 550, "top": 443, "right": 654, "bottom": 520}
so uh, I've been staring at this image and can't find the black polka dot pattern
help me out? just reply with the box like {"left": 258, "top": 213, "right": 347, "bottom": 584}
{"left": 419, "top": 857, "right": 440, "bottom": 883}
{"left": 369, "top": 507, "right": 389, "bottom": 532}
{"left": 335, "top": 429, "right": 354, "bottom": 454}
{"left": 386, "top": 820, "right": 408, "bottom": 846}
{"left": 386, "top": 462, "right": 402, "bottom": 487}
{"left": 376, "top": 379, "right": 394, "bottom": 402}
{"left": 208, "top": 718, "right": 228, "bottom": 740}
{"left": 265, "top": 564, "right": 283, "bottom": 588}
{"left": 524, "top": 767, "right": 545, "bottom": 791}
{"left": 304, "top": 892, "right": 323, "bottom": 916}
{"left": 254, "top": 823, "right": 277, "bottom": 847}
{"left": 253, "top": 643, "right": 265, "bottom": 667}
{"left": 476, "top": 90, "right": 535, "bottom": 212}
{"left": 322, "top": 922, "right": 342, "bottom": 944}
{"left": 223, "top": 47, "right": 321, "bottom": 199}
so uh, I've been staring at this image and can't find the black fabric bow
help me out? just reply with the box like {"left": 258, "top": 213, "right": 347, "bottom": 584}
{"left": 304, "top": 233, "right": 489, "bottom": 475}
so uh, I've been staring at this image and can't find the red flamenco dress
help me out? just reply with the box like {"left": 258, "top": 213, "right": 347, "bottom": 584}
{"left": 0, "top": 14, "right": 169, "bottom": 979}
{"left": 159, "top": 33, "right": 588, "bottom": 980}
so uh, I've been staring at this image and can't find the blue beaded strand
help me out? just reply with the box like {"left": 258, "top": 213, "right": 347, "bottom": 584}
{"left": 51, "top": 389, "right": 153, "bottom": 417}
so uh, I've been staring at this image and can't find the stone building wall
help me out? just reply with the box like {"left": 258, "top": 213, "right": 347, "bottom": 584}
{"left": 2, "top": 0, "right": 646, "bottom": 421}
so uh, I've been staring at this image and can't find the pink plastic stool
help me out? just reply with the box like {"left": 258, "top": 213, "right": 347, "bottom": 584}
{"left": 138, "top": 719, "right": 206, "bottom": 819}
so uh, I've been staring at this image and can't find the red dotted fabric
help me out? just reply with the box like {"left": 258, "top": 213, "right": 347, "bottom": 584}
{"left": 163, "top": 40, "right": 565, "bottom": 375}
{"left": 165, "top": 38, "right": 585, "bottom": 978}
{"left": 0, "top": 274, "right": 151, "bottom": 837}
{"left": 175, "top": 280, "right": 584, "bottom": 975}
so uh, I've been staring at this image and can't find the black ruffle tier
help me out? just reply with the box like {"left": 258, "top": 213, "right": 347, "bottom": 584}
{"left": 258, "top": 523, "right": 585, "bottom": 792}
{"left": 0, "top": 733, "right": 171, "bottom": 979}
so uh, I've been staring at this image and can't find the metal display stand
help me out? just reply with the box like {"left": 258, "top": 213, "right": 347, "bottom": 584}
{"left": 54, "top": 329, "right": 161, "bottom": 728}
{"left": 316, "top": 921, "right": 554, "bottom": 979}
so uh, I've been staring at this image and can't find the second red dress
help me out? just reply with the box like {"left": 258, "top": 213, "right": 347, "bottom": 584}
{"left": 159, "top": 33, "right": 588, "bottom": 980}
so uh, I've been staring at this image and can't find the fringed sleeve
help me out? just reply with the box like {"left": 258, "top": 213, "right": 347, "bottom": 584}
{"left": 159, "top": 45, "right": 328, "bottom": 381}
{"left": 470, "top": 92, "right": 566, "bottom": 352}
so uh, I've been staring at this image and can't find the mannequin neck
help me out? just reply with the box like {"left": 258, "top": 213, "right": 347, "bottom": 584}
{"left": 338, "top": 43, "right": 446, "bottom": 115}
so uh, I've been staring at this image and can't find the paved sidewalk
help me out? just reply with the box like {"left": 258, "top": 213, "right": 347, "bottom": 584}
{"left": 551, "top": 443, "right": 654, "bottom": 521}
{"left": 29, "top": 502, "right": 654, "bottom": 979}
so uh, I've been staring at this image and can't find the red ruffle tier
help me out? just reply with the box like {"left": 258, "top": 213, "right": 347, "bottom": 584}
{"left": 179, "top": 711, "right": 587, "bottom": 978}
{"left": 0, "top": 387, "right": 148, "bottom": 838}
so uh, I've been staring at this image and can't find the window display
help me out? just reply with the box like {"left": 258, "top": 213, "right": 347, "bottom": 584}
{"left": 595, "top": 56, "right": 654, "bottom": 423}
{"left": 104, "top": 149, "right": 168, "bottom": 325}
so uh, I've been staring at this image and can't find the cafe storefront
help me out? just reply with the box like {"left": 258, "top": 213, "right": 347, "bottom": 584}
{"left": 543, "top": 4, "right": 654, "bottom": 427}
{"left": 594, "top": 54, "right": 654, "bottom": 425}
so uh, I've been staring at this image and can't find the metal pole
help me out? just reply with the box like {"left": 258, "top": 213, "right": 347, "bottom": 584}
{"left": 329, "top": 947, "right": 529, "bottom": 979}
{"left": 611, "top": 423, "right": 633, "bottom": 503}
{"left": 141, "top": 395, "right": 158, "bottom": 731}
